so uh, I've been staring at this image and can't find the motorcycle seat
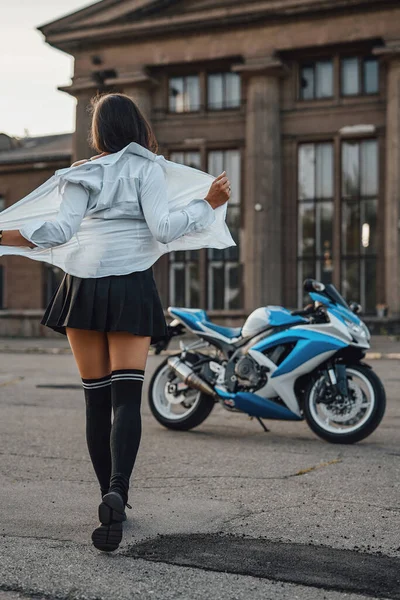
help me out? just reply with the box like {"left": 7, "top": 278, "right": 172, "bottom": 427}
{"left": 169, "top": 307, "right": 242, "bottom": 339}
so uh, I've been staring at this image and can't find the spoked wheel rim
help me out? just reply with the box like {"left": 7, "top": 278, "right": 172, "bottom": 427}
{"left": 308, "top": 368, "right": 376, "bottom": 435}
{"left": 152, "top": 362, "right": 201, "bottom": 421}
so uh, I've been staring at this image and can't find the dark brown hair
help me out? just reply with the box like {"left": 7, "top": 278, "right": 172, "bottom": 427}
{"left": 89, "top": 93, "right": 158, "bottom": 154}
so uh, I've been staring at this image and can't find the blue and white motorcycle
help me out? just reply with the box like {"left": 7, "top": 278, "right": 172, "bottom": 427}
{"left": 149, "top": 280, "right": 386, "bottom": 443}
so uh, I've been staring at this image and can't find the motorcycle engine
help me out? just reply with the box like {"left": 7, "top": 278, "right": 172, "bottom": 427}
{"left": 229, "top": 355, "right": 268, "bottom": 391}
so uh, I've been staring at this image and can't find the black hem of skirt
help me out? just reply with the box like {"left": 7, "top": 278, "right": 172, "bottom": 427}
{"left": 40, "top": 268, "right": 169, "bottom": 346}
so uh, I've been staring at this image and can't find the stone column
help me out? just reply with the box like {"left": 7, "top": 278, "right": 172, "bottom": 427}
{"left": 73, "top": 90, "right": 96, "bottom": 161}
{"left": 59, "top": 79, "right": 99, "bottom": 162}
{"left": 375, "top": 43, "right": 400, "bottom": 316}
{"left": 234, "top": 58, "right": 285, "bottom": 311}
{"left": 116, "top": 71, "right": 158, "bottom": 120}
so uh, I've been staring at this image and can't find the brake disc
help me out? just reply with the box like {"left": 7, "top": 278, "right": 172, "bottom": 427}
{"left": 164, "top": 380, "right": 197, "bottom": 405}
{"left": 319, "top": 380, "right": 364, "bottom": 423}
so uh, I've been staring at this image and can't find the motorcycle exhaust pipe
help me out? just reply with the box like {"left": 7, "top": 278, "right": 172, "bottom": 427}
{"left": 168, "top": 356, "right": 216, "bottom": 398}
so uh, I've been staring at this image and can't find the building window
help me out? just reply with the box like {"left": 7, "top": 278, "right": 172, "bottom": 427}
{"left": 341, "top": 57, "right": 379, "bottom": 96}
{"left": 169, "top": 76, "right": 200, "bottom": 113}
{"left": 207, "top": 73, "right": 241, "bottom": 110}
{"left": 43, "top": 265, "right": 64, "bottom": 306}
{"left": 341, "top": 140, "right": 378, "bottom": 312}
{"left": 300, "top": 60, "right": 334, "bottom": 100}
{"left": 169, "top": 152, "right": 202, "bottom": 307}
{"left": 298, "top": 143, "right": 334, "bottom": 305}
{"left": 0, "top": 266, "right": 3, "bottom": 309}
{"left": 207, "top": 149, "right": 242, "bottom": 310}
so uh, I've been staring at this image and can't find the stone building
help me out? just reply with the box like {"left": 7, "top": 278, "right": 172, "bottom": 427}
{"left": 1, "top": 0, "right": 400, "bottom": 334}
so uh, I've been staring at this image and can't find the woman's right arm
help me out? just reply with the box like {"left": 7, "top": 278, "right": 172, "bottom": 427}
{"left": 140, "top": 163, "right": 230, "bottom": 245}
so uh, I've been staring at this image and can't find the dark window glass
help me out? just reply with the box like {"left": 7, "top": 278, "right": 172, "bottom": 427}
{"left": 208, "top": 73, "right": 241, "bottom": 110}
{"left": 0, "top": 194, "right": 5, "bottom": 212}
{"left": 298, "top": 142, "right": 334, "bottom": 306}
{"left": 207, "top": 149, "right": 242, "bottom": 309}
{"left": 341, "top": 57, "right": 379, "bottom": 97}
{"left": 300, "top": 60, "right": 333, "bottom": 100}
{"left": 364, "top": 58, "right": 379, "bottom": 95}
{"left": 0, "top": 265, "right": 3, "bottom": 309}
{"left": 341, "top": 58, "right": 360, "bottom": 96}
{"left": 43, "top": 266, "right": 64, "bottom": 306}
{"left": 169, "top": 152, "right": 202, "bottom": 307}
{"left": 169, "top": 76, "right": 200, "bottom": 113}
{"left": 341, "top": 140, "right": 378, "bottom": 312}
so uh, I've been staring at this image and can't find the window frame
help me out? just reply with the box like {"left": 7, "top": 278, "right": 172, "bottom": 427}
{"left": 206, "top": 72, "right": 242, "bottom": 111}
{"left": 340, "top": 55, "right": 380, "bottom": 98}
{"left": 166, "top": 67, "right": 242, "bottom": 116}
{"left": 298, "top": 58, "right": 335, "bottom": 102}
{"left": 167, "top": 146, "right": 243, "bottom": 311}
{"left": 168, "top": 74, "right": 201, "bottom": 114}
{"left": 340, "top": 138, "right": 380, "bottom": 312}
{"left": 297, "top": 141, "right": 335, "bottom": 306}
{"left": 297, "top": 52, "right": 380, "bottom": 103}
{"left": 295, "top": 135, "right": 382, "bottom": 313}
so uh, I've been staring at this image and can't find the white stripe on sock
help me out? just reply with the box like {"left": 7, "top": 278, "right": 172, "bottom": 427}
{"left": 82, "top": 380, "right": 111, "bottom": 390}
{"left": 111, "top": 374, "right": 144, "bottom": 382}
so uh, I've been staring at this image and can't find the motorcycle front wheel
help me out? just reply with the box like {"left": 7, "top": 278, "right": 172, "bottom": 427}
{"left": 303, "top": 363, "right": 386, "bottom": 444}
{"left": 148, "top": 357, "right": 215, "bottom": 430}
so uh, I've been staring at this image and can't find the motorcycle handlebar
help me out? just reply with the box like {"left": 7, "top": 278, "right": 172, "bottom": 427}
{"left": 291, "top": 303, "right": 315, "bottom": 317}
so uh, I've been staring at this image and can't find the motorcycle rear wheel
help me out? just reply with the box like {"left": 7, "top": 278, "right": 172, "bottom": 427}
{"left": 303, "top": 363, "right": 386, "bottom": 444}
{"left": 148, "top": 357, "right": 215, "bottom": 431}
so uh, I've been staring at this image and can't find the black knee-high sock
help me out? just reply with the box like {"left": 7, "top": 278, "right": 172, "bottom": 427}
{"left": 82, "top": 375, "right": 112, "bottom": 496}
{"left": 109, "top": 369, "right": 144, "bottom": 504}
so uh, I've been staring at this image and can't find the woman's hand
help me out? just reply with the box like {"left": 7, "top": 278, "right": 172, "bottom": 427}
{"left": 205, "top": 171, "right": 231, "bottom": 209}
{"left": 1, "top": 230, "right": 36, "bottom": 248}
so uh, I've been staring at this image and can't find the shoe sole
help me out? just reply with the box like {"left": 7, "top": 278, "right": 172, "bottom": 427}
{"left": 92, "top": 492, "right": 125, "bottom": 552}
{"left": 91, "top": 522, "right": 122, "bottom": 552}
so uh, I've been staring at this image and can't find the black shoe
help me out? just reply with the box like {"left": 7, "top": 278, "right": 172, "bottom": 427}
{"left": 101, "top": 490, "right": 128, "bottom": 522}
{"left": 92, "top": 491, "right": 125, "bottom": 552}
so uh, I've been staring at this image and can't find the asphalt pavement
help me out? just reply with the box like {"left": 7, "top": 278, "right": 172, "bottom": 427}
{"left": 0, "top": 345, "right": 399, "bottom": 600}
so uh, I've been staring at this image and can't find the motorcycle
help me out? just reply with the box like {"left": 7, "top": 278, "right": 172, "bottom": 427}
{"left": 149, "top": 279, "right": 386, "bottom": 443}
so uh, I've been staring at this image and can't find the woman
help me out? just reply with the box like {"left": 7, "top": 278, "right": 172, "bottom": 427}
{"left": 0, "top": 93, "right": 232, "bottom": 552}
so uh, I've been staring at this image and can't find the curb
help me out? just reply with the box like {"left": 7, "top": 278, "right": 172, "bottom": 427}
{"left": 0, "top": 347, "right": 399, "bottom": 359}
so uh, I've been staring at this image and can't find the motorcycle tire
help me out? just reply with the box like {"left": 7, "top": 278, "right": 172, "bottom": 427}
{"left": 148, "top": 357, "right": 215, "bottom": 431}
{"left": 303, "top": 363, "right": 386, "bottom": 444}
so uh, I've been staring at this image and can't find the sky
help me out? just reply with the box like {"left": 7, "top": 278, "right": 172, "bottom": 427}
{"left": 0, "top": 0, "right": 101, "bottom": 139}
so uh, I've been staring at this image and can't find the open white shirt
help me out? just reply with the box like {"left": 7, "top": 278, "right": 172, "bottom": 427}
{"left": 0, "top": 142, "right": 235, "bottom": 278}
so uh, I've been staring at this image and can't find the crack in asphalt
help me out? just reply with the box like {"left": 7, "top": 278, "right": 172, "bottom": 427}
{"left": 124, "top": 533, "right": 400, "bottom": 599}
{"left": 0, "top": 451, "right": 89, "bottom": 463}
{"left": 315, "top": 497, "right": 400, "bottom": 513}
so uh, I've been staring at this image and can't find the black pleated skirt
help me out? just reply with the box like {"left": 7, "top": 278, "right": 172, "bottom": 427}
{"left": 41, "top": 268, "right": 168, "bottom": 345}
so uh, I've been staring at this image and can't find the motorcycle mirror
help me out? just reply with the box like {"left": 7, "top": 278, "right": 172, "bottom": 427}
{"left": 303, "top": 279, "right": 326, "bottom": 293}
{"left": 349, "top": 301, "right": 362, "bottom": 315}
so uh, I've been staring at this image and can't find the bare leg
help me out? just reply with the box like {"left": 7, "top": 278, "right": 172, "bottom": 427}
{"left": 106, "top": 331, "right": 151, "bottom": 371}
{"left": 66, "top": 328, "right": 110, "bottom": 379}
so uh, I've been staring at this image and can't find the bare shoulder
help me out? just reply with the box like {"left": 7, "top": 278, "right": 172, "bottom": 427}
{"left": 71, "top": 159, "right": 90, "bottom": 168}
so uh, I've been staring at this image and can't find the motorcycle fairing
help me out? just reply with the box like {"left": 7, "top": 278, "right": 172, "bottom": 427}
{"left": 251, "top": 328, "right": 347, "bottom": 378}
{"left": 169, "top": 307, "right": 242, "bottom": 341}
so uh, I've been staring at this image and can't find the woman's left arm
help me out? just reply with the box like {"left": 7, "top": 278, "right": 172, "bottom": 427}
{"left": 1, "top": 182, "right": 89, "bottom": 249}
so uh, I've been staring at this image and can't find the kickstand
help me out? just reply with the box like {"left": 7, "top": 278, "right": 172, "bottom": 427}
{"left": 256, "top": 417, "right": 270, "bottom": 432}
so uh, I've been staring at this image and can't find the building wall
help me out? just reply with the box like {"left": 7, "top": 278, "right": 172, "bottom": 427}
{"left": 0, "top": 161, "right": 69, "bottom": 310}
{"left": 2, "top": 1, "right": 400, "bottom": 333}
{"left": 62, "top": 2, "right": 400, "bottom": 318}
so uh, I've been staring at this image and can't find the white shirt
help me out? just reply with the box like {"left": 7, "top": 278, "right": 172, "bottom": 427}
{"left": 0, "top": 142, "right": 234, "bottom": 278}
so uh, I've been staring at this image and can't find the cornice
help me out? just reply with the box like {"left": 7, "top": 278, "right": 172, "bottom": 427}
{"left": 58, "top": 70, "right": 157, "bottom": 95}
{"left": 233, "top": 56, "right": 287, "bottom": 78}
{"left": 374, "top": 39, "right": 400, "bottom": 59}
{"left": 41, "top": 0, "right": 400, "bottom": 53}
